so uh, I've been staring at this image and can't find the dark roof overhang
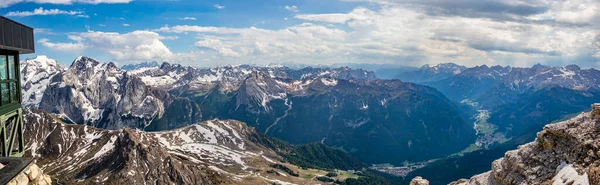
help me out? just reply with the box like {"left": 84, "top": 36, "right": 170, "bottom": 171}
{"left": 0, "top": 16, "right": 34, "bottom": 54}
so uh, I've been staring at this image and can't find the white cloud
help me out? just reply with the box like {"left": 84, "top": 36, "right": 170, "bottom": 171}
{"left": 34, "top": 0, "right": 600, "bottom": 67}
{"left": 34, "top": 28, "right": 55, "bottom": 35}
{"left": 122, "top": 24, "right": 130, "bottom": 27}
{"left": 154, "top": 25, "right": 242, "bottom": 34}
{"left": 285, "top": 5, "right": 299, "bottom": 13}
{"left": 159, "top": 35, "right": 179, "bottom": 40}
{"left": 38, "top": 38, "right": 86, "bottom": 52}
{"left": 39, "top": 30, "right": 174, "bottom": 62}
{"left": 0, "top": 0, "right": 23, "bottom": 8}
{"left": 157, "top": 23, "right": 351, "bottom": 65}
{"left": 155, "top": 1, "right": 599, "bottom": 67}
{"left": 5, "top": 7, "right": 84, "bottom": 17}
{"left": 0, "top": 0, "right": 132, "bottom": 8}
{"left": 290, "top": 3, "right": 599, "bottom": 67}
{"left": 98, "top": 24, "right": 107, "bottom": 27}
{"left": 295, "top": 7, "right": 374, "bottom": 24}
{"left": 214, "top": 4, "right": 224, "bottom": 9}
{"left": 528, "top": 0, "right": 599, "bottom": 25}
{"left": 178, "top": 17, "right": 196, "bottom": 20}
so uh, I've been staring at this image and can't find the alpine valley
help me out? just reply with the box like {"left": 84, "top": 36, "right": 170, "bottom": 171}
{"left": 20, "top": 55, "right": 600, "bottom": 184}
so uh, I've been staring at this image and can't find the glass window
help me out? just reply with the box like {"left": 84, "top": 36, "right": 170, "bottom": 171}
{"left": 1, "top": 83, "right": 9, "bottom": 105}
{"left": 10, "top": 82, "right": 17, "bottom": 103}
{"left": 0, "top": 55, "right": 6, "bottom": 80}
{"left": 0, "top": 55, "right": 20, "bottom": 106}
{"left": 8, "top": 56, "right": 15, "bottom": 80}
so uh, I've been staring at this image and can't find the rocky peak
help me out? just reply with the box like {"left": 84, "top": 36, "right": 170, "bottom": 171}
{"left": 246, "top": 71, "right": 270, "bottom": 82}
{"left": 421, "top": 63, "right": 466, "bottom": 73}
{"left": 489, "top": 65, "right": 505, "bottom": 70}
{"left": 396, "top": 62, "right": 465, "bottom": 82}
{"left": 410, "top": 176, "right": 430, "bottom": 185}
{"left": 565, "top": 64, "right": 581, "bottom": 71}
{"left": 159, "top": 62, "right": 187, "bottom": 72}
{"left": 236, "top": 71, "right": 287, "bottom": 112}
{"left": 105, "top": 62, "right": 119, "bottom": 71}
{"left": 532, "top": 63, "right": 546, "bottom": 69}
{"left": 477, "top": 64, "right": 489, "bottom": 69}
{"left": 338, "top": 66, "right": 351, "bottom": 70}
{"left": 21, "top": 56, "right": 64, "bottom": 108}
{"left": 23, "top": 55, "right": 61, "bottom": 70}
{"left": 160, "top": 62, "right": 171, "bottom": 69}
{"left": 121, "top": 61, "right": 160, "bottom": 71}
{"left": 65, "top": 56, "right": 125, "bottom": 83}
{"left": 459, "top": 64, "right": 511, "bottom": 79}
{"left": 70, "top": 56, "right": 101, "bottom": 71}
{"left": 311, "top": 77, "right": 339, "bottom": 89}
{"left": 66, "top": 56, "right": 123, "bottom": 79}
{"left": 21, "top": 55, "right": 63, "bottom": 81}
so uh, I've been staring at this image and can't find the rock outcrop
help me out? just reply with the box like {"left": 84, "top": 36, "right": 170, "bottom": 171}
{"left": 454, "top": 108, "right": 600, "bottom": 185}
{"left": 410, "top": 176, "right": 430, "bottom": 185}
{"left": 6, "top": 164, "right": 52, "bottom": 185}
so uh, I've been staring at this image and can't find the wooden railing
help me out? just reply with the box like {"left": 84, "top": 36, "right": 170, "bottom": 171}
{"left": 0, "top": 107, "right": 23, "bottom": 157}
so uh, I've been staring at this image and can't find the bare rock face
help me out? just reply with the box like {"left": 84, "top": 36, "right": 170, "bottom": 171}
{"left": 587, "top": 162, "right": 600, "bottom": 185}
{"left": 448, "top": 179, "right": 468, "bottom": 185}
{"left": 28, "top": 56, "right": 169, "bottom": 129}
{"left": 456, "top": 109, "right": 600, "bottom": 185}
{"left": 410, "top": 176, "right": 430, "bottom": 185}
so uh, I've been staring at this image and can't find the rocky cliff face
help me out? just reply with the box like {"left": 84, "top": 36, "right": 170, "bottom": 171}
{"left": 453, "top": 107, "right": 600, "bottom": 185}
{"left": 35, "top": 56, "right": 168, "bottom": 129}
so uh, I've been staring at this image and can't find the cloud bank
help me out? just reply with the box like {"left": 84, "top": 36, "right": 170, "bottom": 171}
{"left": 38, "top": 0, "right": 600, "bottom": 67}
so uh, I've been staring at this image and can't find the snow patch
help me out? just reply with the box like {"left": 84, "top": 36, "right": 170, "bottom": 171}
{"left": 93, "top": 135, "right": 117, "bottom": 159}
{"left": 321, "top": 78, "right": 338, "bottom": 86}
{"left": 553, "top": 162, "right": 589, "bottom": 185}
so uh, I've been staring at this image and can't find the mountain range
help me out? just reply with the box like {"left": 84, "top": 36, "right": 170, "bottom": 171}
{"left": 396, "top": 63, "right": 600, "bottom": 184}
{"left": 395, "top": 63, "right": 467, "bottom": 83}
{"left": 425, "top": 64, "right": 600, "bottom": 138}
{"left": 21, "top": 56, "right": 475, "bottom": 169}
{"left": 20, "top": 56, "right": 600, "bottom": 184}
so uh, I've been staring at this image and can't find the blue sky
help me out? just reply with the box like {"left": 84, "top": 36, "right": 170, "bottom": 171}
{"left": 1, "top": 0, "right": 599, "bottom": 68}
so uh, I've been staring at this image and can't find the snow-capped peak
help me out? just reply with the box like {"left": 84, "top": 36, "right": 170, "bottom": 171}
{"left": 21, "top": 56, "right": 64, "bottom": 108}
{"left": 70, "top": 56, "right": 104, "bottom": 70}
{"left": 27, "top": 55, "right": 60, "bottom": 69}
{"left": 420, "top": 63, "right": 467, "bottom": 75}
{"left": 320, "top": 78, "right": 338, "bottom": 86}
{"left": 22, "top": 55, "right": 62, "bottom": 79}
